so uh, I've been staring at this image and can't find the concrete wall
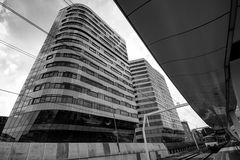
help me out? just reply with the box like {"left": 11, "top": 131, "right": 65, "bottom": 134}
{"left": 0, "top": 142, "right": 169, "bottom": 160}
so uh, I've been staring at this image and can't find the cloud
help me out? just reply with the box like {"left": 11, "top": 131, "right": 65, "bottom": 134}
{"left": 0, "top": 0, "right": 66, "bottom": 116}
{"left": 0, "top": 0, "right": 9, "bottom": 22}
{"left": 0, "top": 21, "right": 8, "bottom": 36}
{"left": 0, "top": 93, "right": 17, "bottom": 116}
{"left": 3, "top": 60, "right": 17, "bottom": 75}
{"left": 177, "top": 106, "right": 208, "bottom": 129}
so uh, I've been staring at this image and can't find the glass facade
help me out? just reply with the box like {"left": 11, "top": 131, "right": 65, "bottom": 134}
{"left": 130, "top": 59, "right": 184, "bottom": 143}
{"left": 1, "top": 4, "right": 138, "bottom": 142}
{"left": 3, "top": 110, "right": 134, "bottom": 142}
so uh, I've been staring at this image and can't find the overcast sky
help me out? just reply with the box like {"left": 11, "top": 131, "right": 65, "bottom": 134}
{"left": 0, "top": 0, "right": 207, "bottom": 129}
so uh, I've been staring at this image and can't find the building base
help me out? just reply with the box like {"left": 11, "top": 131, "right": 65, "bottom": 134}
{"left": 0, "top": 142, "right": 169, "bottom": 160}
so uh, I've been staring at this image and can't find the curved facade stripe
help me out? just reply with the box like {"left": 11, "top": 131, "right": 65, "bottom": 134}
{"left": 2, "top": 4, "right": 138, "bottom": 142}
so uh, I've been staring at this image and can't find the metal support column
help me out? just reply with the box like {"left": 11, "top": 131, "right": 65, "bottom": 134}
{"left": 230, "top": 58, "right": 240, "bottom": 139}
{"left": 191, "top": 131, "right": 200, "bottom": 151}
{"left": 229, "top": 111, "right": 240, "bottom": 139}
{"left": 113, "top": 113, "right": 120, "bottom": 152}
{"left": 143, "top": 114, "right": 151, "bottom": 160}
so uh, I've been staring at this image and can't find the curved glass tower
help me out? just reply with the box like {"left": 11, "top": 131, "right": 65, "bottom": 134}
{"left": 2, "top": 4, "right": 138, "bottom": 142}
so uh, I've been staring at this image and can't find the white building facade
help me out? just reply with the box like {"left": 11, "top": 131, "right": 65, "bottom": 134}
{"left": 130, "top": 59, "right": 184, "bottom": 143}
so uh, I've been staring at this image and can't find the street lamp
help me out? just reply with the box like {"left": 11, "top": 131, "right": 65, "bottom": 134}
{"left": 113, "top": 113, "right": 120, "bottom": 152}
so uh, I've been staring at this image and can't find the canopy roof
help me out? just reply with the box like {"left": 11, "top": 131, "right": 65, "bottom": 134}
{"left": 115, "top": 0, "right": 240, "bottom": 128}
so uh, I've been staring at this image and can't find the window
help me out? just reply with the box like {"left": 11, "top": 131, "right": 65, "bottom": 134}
{"left": 46, "top": 61, "right": 79, "bottom": 69}
{"left": 81, "top": 76, "right": 107, "bottom": 90}
{"left": 92, "top": 42, "right": 100, "bottom": 50}
{"left": 149, "top": 121, "right": 163, "bottom": 126}
{"left": 123, "top": 74, "right": 130, "bottom": 80}
{"left": 109, "top": 36, "right": 118, "bottom": 45}
{"left": 54, "top": 83, "right": 61, "bottom": 89}
{"left": 135, "top": 83, "right": 152, "bottom": 89}
{"left": 133, "top": 74, "right": 149, "bottom": 80}
{"left": 132, "top": 71, "right": 147, "bottom": 76}
{"left": 104, "top": 70, "right": 118, "bottom": 79}
{"left": 43, "top": 83, "right": 50, "bottom": 89}
{"left": 110, "top": 67, "right": 122, "bottom": 76}
{"left": 89, "top": 61, "right": 99, "bottom": 70}
{"left": 137, "top": 103, "right": 157, "bottom": 109}
{"left": 34, "top": 85, "right": 42, "bottom": 91}
{"left": 61, "top": 18, "right": 67, "bottom": 23}
{"left": 121, "top": 101, "right": 132, "bottom": 108}
{"left": 104, "top": 96, "right": 112, "bottom": 102}
{"left": 62, "top": 21, "right": 83, "bottom": 27}
{"left": 77, "top": 98, "right": 83, "bottom": 105}
{"left": 130, "top": 60, "right": 144, "bottom": 66}
{"left": 125, "top": 96, "right": 133, "bottom": 101}
{"left": 117, "top": 84, "right": 126, "bottom": 91}
{"left": 89, "top": 47, "right": 96, "bottom": 53}
{"left": 84, "top": 51, "right": 107, "bottom": 66}
{"left": 124, "top": 70, "right": 131, "bottom": 76}
{"left": 109, "top": 88, "right": 124, "bottom": 97}
{"left": 87, "top": 90, "right": 98, "bottom": 98}
{"left": 136, "top": 92, "right": 154, "bottom": 98}
{"left": 131, "top": 67, "right": 147, "bottom": 72}
{"left": 127, "top": 89, "right": 134, "bottom": 94}
{"left": 56, "top": 32, "right": 89, "bottom": 42}
{"left": 63, "top": 72, "right": 77, "bottom": 79}
{"left": 136, "top": 97, "right": 156, "bottom": 103}
{"left": 113, "top": 99, "right": 120, "bottom": 104}
{"left": 83, "top": 100, "right": 92, "bottom": 108}
{"left": 46, "top": 55, "right": 53, "bottom": 60}
{"left": 98, "top": 75, "right": 114, "bottom": 85}
{"left": 120, "top": 111, "right": 128, "bottom": 116}
{"left": 99, "top": 53, "right": 113, "bottom": 64}
{"left": 104, "top": 36, "right": 115, "bottom": 46}
{"left": 91, "top": 31, "right": 97, "bottom": 37}
{"left": 116, "top": 64, "right": 124, "bottom": 71}
{"left": 136, "top": 87, "right": 153, "bottom": 93}
{"left": 32, "top": 93, "right": 137, "bottom": 118}
{"left": 138, "top": 108, "right": 158, "bottom": 114}
{"left": 100, "top": 37, "right": 112, "bottom": 48}
{"left": 52, "top": 45, "right": 82, "bottom": 52}
{"left": 134, "top": 78, "right": 150, "bottom": 84}
{"left": 32, "top": 98, "right": 40, "bottom": 104}
{"left": 39, "top": 71, "right": 130, "bottom": 100}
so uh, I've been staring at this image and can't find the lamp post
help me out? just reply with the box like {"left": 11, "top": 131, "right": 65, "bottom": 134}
{"left": 142, "top": 103, "right": 189, "bottom": 160}
{"left": 113, "top": 113, "right": 120, "bottom": 152}
{"left": 191, "top": 131, "right": 200, "bottom": 151}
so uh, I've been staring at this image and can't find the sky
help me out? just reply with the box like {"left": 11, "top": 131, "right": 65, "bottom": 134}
{"left": 0, "top": 0, "right": 207, "bottom": 129}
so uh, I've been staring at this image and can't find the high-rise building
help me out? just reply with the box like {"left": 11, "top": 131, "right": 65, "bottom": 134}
{"left": 2, "top": 4, "right": 138, "bottom": 142}
{"left": 130, "top": 58, "right": 184, "bottom": 143}
{"left": 181, "top": 121, "right": 193, "bottom": 142}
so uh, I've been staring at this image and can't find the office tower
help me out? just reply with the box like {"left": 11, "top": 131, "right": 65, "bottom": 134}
{"left": 181, "top": 121, "right": 193, "bottom": 142}
{"left": 130, "top": 58, "right": 184, "bottom": 143}
{"left": 2, "top": 4, "right": 138, "bottom": 142}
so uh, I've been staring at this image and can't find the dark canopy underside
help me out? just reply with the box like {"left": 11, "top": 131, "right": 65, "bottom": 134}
{"left": 115, "top": 0, "right": 240, "bottom": 129}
